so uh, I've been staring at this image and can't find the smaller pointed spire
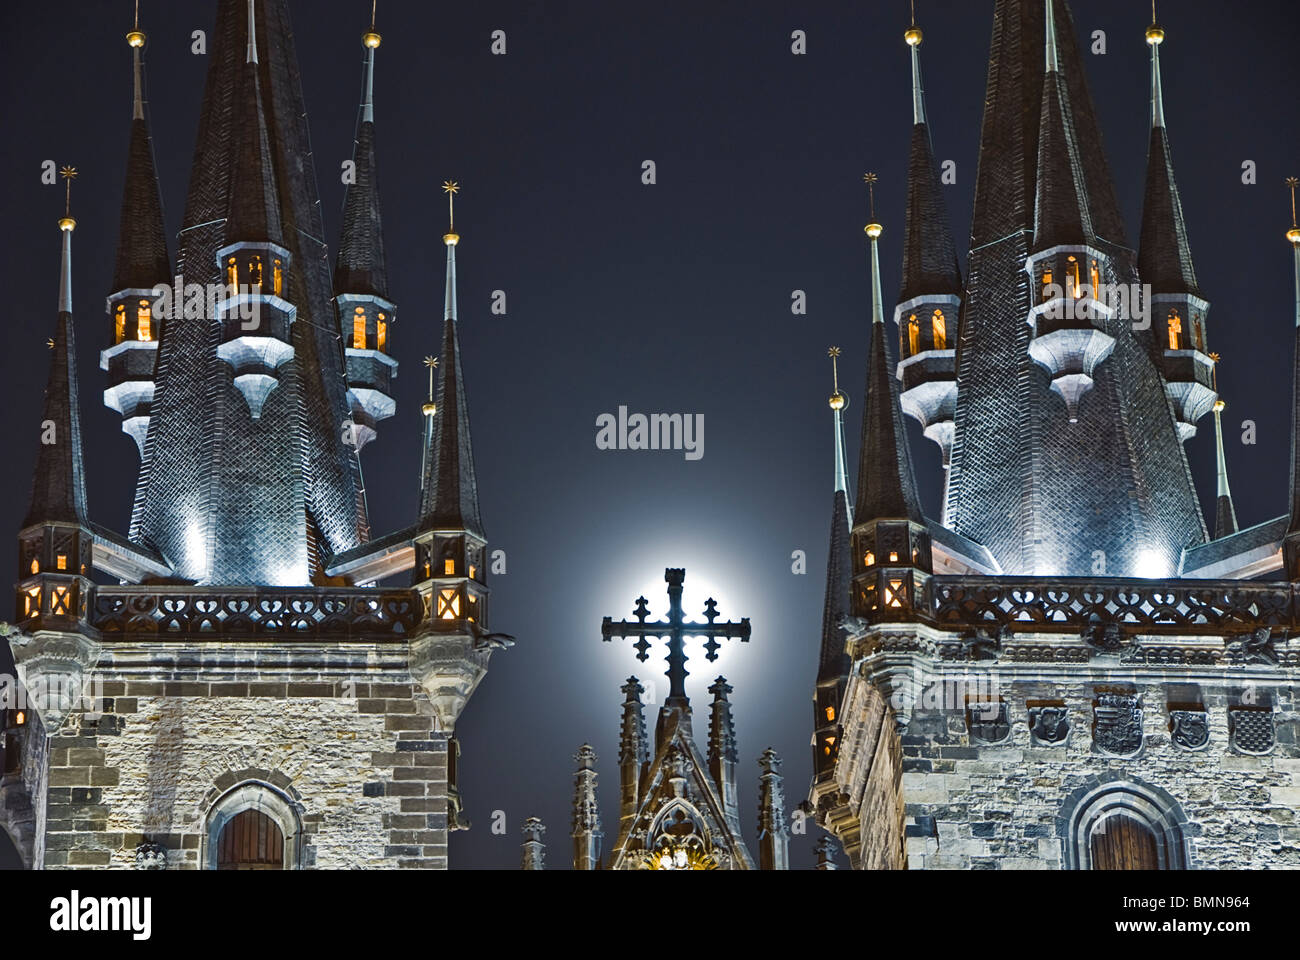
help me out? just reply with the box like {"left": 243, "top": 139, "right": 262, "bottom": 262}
{"left": 418, "top": 182, "right": 484, "bottom": 535}
{"left": 1033, "top": 0, "right": 1094, "bottom": 251}
{"left": 617, "top": 676, "right": 648, "bottom": 831}
{"left": 520, "top": 817, "right": 546, "bottom": 870}
{"left": 571, "top": 744, "right": 602, "bottom": 871}
{"left": 756, "top": 748, "right": 789, "bottom": 871}
{"left": 856, "top": 179, "right": 924, "bottom": 524}
{"left": 128, "top": 2, "right": 145, "bottom": 120}
{"left": 226, "top": 6, "right": 281, "bottom": 246}
{"left": 26, "top": 173, "right": 90, "bottom": 530}
{"left": 819, "top": 347, "right": 853, "bottom": 681}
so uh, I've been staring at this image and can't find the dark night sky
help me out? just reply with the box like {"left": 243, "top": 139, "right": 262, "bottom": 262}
{"left": 1, "top": 1, "right": 1296, "bottom": 869}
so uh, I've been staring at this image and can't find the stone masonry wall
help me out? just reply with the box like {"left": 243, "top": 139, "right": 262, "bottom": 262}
{"left": 900, "top": 679, "right": 1299, "bottom": 869}
{"left": 38, "top": 642, "right": 452, "bottom": 869}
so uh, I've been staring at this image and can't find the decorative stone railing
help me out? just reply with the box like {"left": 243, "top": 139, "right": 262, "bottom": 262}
{"left": 921, "top": 576, "right": 1295, "bottom": 636}
{"left": 92, "top": 586, "right": 423, "bottom": 641}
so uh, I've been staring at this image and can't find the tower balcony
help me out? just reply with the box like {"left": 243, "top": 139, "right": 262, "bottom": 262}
{"left": 102, "top": 288, "right": 162, "bottom": 455}
{"left": 1149, "top": 293, "right": 1215, "bottom": 440}
{"left": 215, "top": 242, "right": 296, "bottom": 420}
{"left": 1025, "top": 247, "right": 1117, "bottom": 423}
{"left": 339, "top": 293, "right": 398, "bottom": 451}
{"left": 895, "top": 294, "right": 959, "bottom": 463}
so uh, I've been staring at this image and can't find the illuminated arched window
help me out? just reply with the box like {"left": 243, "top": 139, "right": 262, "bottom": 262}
{"left": 932, "top": 309, "right": 947, "bottom": 350}
{"left": 1090, "top": 259, "right": 1101, "bottom": 296}
{"left": 273, "top": 259, "right": 283, "bottom": 296}
{"left": 226, "top": 257, "right": 238, "bottom": 289}
{"left": 907, "top": 314, "right": 920, "bottom": 356}
{"left": 1167, "top": 310, "right": 1182, "bottom": 350}
{"left": 115, "top": 304, "right": 126, "bottom": 345}
{"left": 1042, "top": 267, "right": 1054, "bottom": 302}
{"left": 376, "top": 312, "right": 387, "bottom": 352}
{"left": 248, "top": 256, "right": 262, "bottom": 289}
{"left": 1067, "top": 256, "right": 1082, "bottom": 298}
{"left": 137, "top": 300, "right": 153, "bottom": 342}
{"left": 352, "top": 307, "right": 366, "bottom": 349}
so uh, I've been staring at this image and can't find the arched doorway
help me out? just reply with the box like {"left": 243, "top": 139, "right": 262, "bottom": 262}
{"left": 1089, "top": 813, "right": 1159, "bottom": 870}
{"left": 203, "top": 781, "right": 301, "bottom": 870}
{"left": 216, "top": 809, "right": 284, "bottom": 870}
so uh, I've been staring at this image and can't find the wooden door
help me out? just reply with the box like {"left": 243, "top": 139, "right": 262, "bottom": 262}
{"left": 217, "top": 809, "right": 284, "bottom": 870}
{"left": 1090, "top": 814, "right": 1159, "bottom": 870}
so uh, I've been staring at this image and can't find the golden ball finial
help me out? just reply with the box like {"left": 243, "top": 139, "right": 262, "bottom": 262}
{"left": 829, "top": 391, "right": 847, "bottom": 412}
{"left": 363, "top": 31, "right": 382, "bottom": 49}
{"left": 423, "top": 402, "right": 437, "bottom": 417}
{"left": 1288, "top": 227, "right": 1300, "bottom": 246}
{"left": 1213, "top": 399, "right": 1226, "bottom": 413}
{"left": 1145, "top": 24, "right": 1164, "bottom": 45}
{"left": 127, "top": 29, "right": 147, "bottom": 48}
{"left": 865, "top": 222, "right": 883, "bottom": 239}
{"left": 904, "top": 27, "right": 923, "bottom": 47}
{"left": 58, "top": 217, "right": 76, "bottom": 232}
{"left": 444, "top": 232, "right": 460, "bottom": 246}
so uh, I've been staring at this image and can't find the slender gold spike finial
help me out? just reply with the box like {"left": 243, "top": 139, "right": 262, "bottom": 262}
{"left": 863, "top": 173, "right": 882, "bottom": 238}
{"left": 127, "top": 0, "right": 146, "bottom": 46}
{"left": 442, "top": 181, "right": 460, "bottom": 244}
{"left": 1287, "top": 177, "right": 1300, "bottom": 245}
{"left": 828, "top": 346, "right": 847, "bottom": 410}
{"left": 59, "top": 166, "right": 78, "bottom": 230}
{"left": 363, "top": 0, "right": 381, "bottom": 47}
{"left": 423, "top": 355, "right": 439, "bottom": 415}
{"left": 905, "top": 0, "right": 922, "bottom": 45}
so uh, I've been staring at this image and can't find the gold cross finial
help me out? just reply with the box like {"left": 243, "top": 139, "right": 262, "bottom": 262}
{"left": 863, "top": 173, "right": 883, "bottom": 238}
{"left": 424, "top": 355, "right": 438, "bottom": 402}
{"left": 442, "top": 180, "right": 459, "bottom": 235}
{"left": 60, "top": 166, "right": 77, "bottom": 217}
{"left": 828, "top": 346, "right": 846, "bottom": 410}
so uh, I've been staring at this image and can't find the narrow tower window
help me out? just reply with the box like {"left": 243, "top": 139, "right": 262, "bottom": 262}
{"left": 1067, "top": 256, "right": 1081, "bottom": 298}
{"left": 248, "top": 256, "right": 262, "bottom": 288}
{"left": 352, "top": 307, "right": 366, "bottom": 350}
{"left": 137, "top": 300, "right": 153, "bottom": 342}
{"left": 377, "top": 313, "right": 387, "bottom": 352}
{"left": 273, "top": 259, "right": 283, "bottom": 296}
{"left": 1090, "top": 259, "right": 1101, "bottom": 296}
{"left": 226, "top": 257, "right": 238, "bottom": 290}
{"left": 932, "top": 309, "right": 947, "bottom": 350}
{"left": 908, "top": 314, "right": 920, "bottom": 356}
{"left": 1167, "top": 310, "right": 1182, "bottom": 351}
{"left": 1194, "top": 322, "right": 1204, "bottom": 352}
{"left": 444, "top": 558, "right": 455, "bottom": 575}
{"left": 115, "top": 304, "right": 126, "bottom": 344}
{"left": 1042, "top": 267, "right": 1054, "bottom": 301}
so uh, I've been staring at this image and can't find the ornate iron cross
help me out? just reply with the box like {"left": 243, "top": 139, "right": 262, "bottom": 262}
{"left": 601, "top": 568, "right": 750, "bottom": 710}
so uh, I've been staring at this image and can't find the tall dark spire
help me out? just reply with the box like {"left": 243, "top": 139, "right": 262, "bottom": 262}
{"left": 419, "top": 183, "right": 483, "bottom": 536}
{"left": 1032, "top": 0, "right": 1093, "bottom": 250}
{"left": 111, "top": 19, "right": 170, "bottom": 294}
{"left": 856, "top": 204, "right": 923, "bottom": 524}
{"left": 226, "top": 1, "right": 282, "bottom": 246}
{"left": 898, "top": 19, "right": 961, "bottom": 304}
{"left": 334, "top": 24, "right": 388, "bottom": 299}
{"left": 1137, "top": 15, "right": 1201, "bottom": 297}
{"left": 26, "top": 171, "right": 89, "bottom": 529}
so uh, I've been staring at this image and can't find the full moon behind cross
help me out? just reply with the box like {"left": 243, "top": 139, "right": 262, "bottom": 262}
{"left": 601, "top": 568, "right": 751, "bottom": 711}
